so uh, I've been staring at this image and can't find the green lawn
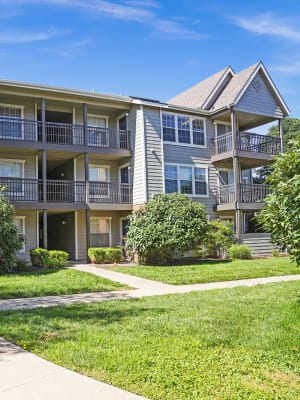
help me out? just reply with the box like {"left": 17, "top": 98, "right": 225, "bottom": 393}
{"left": 0, "top": 281, "right": 299, "bottom": 399}
{"left": 0, "top": 268, "right": 129, "bottom": 299}
{"left": 112, "top": 257, "right": 299, "bottom": 285}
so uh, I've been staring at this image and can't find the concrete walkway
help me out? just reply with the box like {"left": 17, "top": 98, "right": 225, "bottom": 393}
{"left": 0, "top": 263, "right": 299, "bottom": 311}
{"left": 0, "top": 338, "right": 148, "bottom": 400}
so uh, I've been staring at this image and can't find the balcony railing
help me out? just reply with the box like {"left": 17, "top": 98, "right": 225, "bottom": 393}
{"left": 0, "top": 117, "right": 131, "bottom": 150}
{"left": 217, "top": 184, "right": 270, "bottom": 204}
{"left": 0, "top": 178, "right": 133, "bottom": 204}
{"left": 213, "top": 131, "right": 281, "bottom": 155}
{"left": 0, "top": 178, "right": 39, "bottom": 201}
{"left": 89, "top": 182, "right": 132, "bottom": 204}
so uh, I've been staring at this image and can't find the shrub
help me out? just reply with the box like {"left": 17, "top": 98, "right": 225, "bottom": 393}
{"left": 105, "top": 248, "right": 122, "bottom": 263}
{"left": 228, "top": 244, "right": 252, "bottom": 260}
{"left": 202, "top": 221, "right": 234, "bottom": 259}
{"left": 88, "top": 248, "right": 122, "bottom": 264}
{"left": 0, "top": 186, "right": 23, "bottom": 273}
{"left": 126, "top": 193, "right": 208, "bottom": 265}
{"left": 15, "top": 258, "right": 28, "bottom": 271}
{"left": 88, "top": 248, "right": 106, "bottom": 264}
{"left": 30, "top": 248, "right": 68, "bottom": 268}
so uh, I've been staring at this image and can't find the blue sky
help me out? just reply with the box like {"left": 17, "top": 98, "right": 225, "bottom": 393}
{"left": 0, "top": 0, "right": 299, "bottom": 125}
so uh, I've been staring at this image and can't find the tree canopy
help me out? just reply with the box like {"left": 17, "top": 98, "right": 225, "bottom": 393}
{"left": 126, "top": 193, "right": 208, "bottom": 265}
{"left": 257, "top": 136, "right": 300, "bottom": 265}
{"left": 267, "top": 117, "right": 300, "bottom": 150}
{"left": 0, "top": 186, "right": 23, "bottom": 273}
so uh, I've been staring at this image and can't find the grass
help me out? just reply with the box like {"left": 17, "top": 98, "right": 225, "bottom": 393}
{"left": 0, "top": 268, "right": 129, "bottom": 299}
{"left": 0, "top": 281, "right": 300, "bottom": 399}
{"left": 112, "top": 257, "right": 300, "bottom": 285}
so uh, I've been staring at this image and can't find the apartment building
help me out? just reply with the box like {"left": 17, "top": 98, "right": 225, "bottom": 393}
{"left": 0, "top": 61, "right": 289, "bottom": 261}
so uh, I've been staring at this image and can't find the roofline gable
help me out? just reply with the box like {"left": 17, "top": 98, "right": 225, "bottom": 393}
{"left": 234, "top": 61, "right": 290, "bottom": 116}
{"left": 201, "top": 66, "right": 235, "bottom": 109}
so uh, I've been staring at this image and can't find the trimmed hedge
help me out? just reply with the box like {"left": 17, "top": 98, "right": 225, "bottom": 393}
{"left": 30, "top": 248, "right": 69, "bottom": 268}
{"left": 88, "top": 247, "right": 122, "bottom": 264}
{"left": 228, "top": 244, "right": 252, "bottom": 260}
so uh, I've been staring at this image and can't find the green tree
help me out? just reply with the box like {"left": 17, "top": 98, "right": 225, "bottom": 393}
{"left": 202, "top": 221, "right": 234, "bottom": 259}
{"left": 257, "top": 136, "right": 300, "bottom": 265}
{"left": 126, "top": 193, "right": 208, "bottom": 265}
{"left": 0, "top": 186, "right": 23, "bottom": 273}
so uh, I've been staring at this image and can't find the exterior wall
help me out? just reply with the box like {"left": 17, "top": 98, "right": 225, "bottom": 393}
{"left": 77, "top": 210, "right": 87, "bottom": 260}
{"left": 75, "top": 157, "right": 126, "bottom": 182}
{"left": 144, "top": 107, "right": 164, "bottom": 199}
{"left": 163, "top": 118, "right": 218, "bottom": 214}
{"left": 0, "top": 152, "right": 37, "bottom": 179}
{"left": 131, "top": 105, "right": 146, "bottom": 205}
{"left": 236, "top": 71, "right": 284, "bottom": 118}
{"left": 15, "top": 209, "right": 38, "bottom": 262}
{"left": 90, "top": 210, "right": 130, "bottom": 248}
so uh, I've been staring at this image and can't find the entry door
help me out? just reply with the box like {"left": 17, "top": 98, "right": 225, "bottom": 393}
{"left": 120, "top": 166, "right": 129, "bottom": 203}
{"left": 118, "top": 115, "right": 128, "bottom": 148}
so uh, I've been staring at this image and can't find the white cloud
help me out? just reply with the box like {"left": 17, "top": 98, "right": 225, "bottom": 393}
{"left": 232, "top": 13, "right": 300, "bottom": 42}
{"left": 271, "top": 61, "right": 300, "bottom": 75}
{"left": 0, "top": 28, "right": 62, "bottom": 43}
{"left": 0, "top": 0, "right": 206, "bottom": 40}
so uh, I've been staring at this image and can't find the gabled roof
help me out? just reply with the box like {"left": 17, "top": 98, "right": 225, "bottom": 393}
{"left": 168, "top": 66, "right": 233, "bottom": 109}
{"left": 211, "top": 62, "right": 259, "bottom": 110}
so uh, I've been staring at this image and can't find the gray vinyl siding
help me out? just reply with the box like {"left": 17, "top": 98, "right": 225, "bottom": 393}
{"left": 77, "top": 210, "right": 87, "bottom": 260}
{"left": 15, "top": 210, "right": 38, "bottom": 262}
{"left": 0, "top": 153, "right": 36, "bottom": 178}
{"left": 131, "top": 105, "right": 146, "bottom": 205}
{"left": 144, "top": 107, "right": 164, "bottom": 199}
{"left": 236, "top": 71, "right": 284, "bottom": 118}
{"left": 163, "top": 118, "right": 217, "bottom": 214}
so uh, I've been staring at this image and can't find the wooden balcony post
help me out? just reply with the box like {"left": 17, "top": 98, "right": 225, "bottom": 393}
{"left": 86, "top": 209, "right": 90, "bottom": 258}
{"left": 42, "top": 149, "right": 47, "bottom": 203}
{"left": 279, "top": 119, "right": 284, "bottom": 153}
{"left": 236, "top": 210, "right": 242, "bottom": 242}
{"left": 43, "top": 209, "right": 48, "bottom": 249}
{"left": 231, "top": 108, "right": 242, "bottom": 241}
{"left": 41, "top": 98, "right": 46, "bottom": 144}
{"left": 83, "top": 103, "right": 88, "bottom": 146}
{"left": 84, "top": 153, "right": 89, "bottom": 204}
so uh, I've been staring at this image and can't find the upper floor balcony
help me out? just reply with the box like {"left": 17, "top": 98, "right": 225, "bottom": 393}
{"left": 0, "top": 177, "right": 133, "bottom": 210}
{"left": 211, "top": 131, "right": 281, "bottom": 168}
{"left": 216, "top": 183, "right": 270, "bottom": 211}
{"left": 0, "top": 117, "right": 131, "bottom": 155}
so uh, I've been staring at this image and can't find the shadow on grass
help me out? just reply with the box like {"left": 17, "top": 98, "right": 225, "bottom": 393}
{"left": 145, "top": 259, "right": 232, "bottom": 267}
{"left": 0, "top": 268, "right": 66, "bottom": 278}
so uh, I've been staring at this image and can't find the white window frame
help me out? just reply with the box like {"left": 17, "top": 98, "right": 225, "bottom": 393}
{"left": 87, "top": 114, "right": 109, "bottom": 147}
{"left": 161, "top": 112, "right": 206, "bottom": 148}
{"left": 0, "top": 103, "right": 24, "bottom": 140}
{"left": 89, "top": 164, "right": 110, "bottom": 199}
{"left": 14, "top": 216, "right": 25, "bottom": 253}
{"left": 0, "top": 158, "right": 25, "bottom": 196}
{"left": 164, "top": 163, "right": 209, "bottom": 198}
{"left": 90, "top": 216, "right": 112, "bottom": 247}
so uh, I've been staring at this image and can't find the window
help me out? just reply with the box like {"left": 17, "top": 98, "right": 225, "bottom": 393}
{"left": 14, "top": 216, "right": 25, "bottom": 253}
{"left": 90, "top": 217, "right": 111, "bottom": 247}
{"left": 165, "top": 164, "right": 208, "bottom": 196}
{"left": 162, "top": 113, "right": 176, "bottom": 142}
{"left": 87, "top": 114, "right": 108, "bottom": 147}
{"left": 162, "top": 113, "right": 205, "bottom": 146}
{"left": 0, "top": 104, "right": 23, "bottom": 139}
{"left": 0, "top": 159, "right": 24, "bottom": 195}
{"left": 89, "top": 165, "right": 110, "bottom": 199}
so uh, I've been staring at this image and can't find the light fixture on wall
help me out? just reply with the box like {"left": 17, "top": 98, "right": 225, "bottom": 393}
{"left": 61, "top": 219, "right": 66, "bottom": 225}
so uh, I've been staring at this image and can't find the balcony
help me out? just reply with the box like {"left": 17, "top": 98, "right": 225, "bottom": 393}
{"left": 217, "top": 183, "right": 270, "bottom": 211}
{"left": 211, "top": 131, "right": 281, "bottom": 167}
{"left": 0, "top": 117, "right": 131, "bottom": 151}
{"left": 0, "top": 178, "right": 133, "bottom": 208}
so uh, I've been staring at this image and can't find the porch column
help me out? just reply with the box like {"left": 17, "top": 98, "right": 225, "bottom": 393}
{"left": 41, "top": 98, "right": 46, "bottom": 144}
{"left": 84, "top": 153, "right": 89, "bottom": 204}
{"left": 83, "top": 103, "right": 88, "bottom": 146}
{"left": 231, "top": 108, "right": 241, "bottom": 242}
{"left": 42, "top": 149, "right": 47, "bottom": 203}
{"left": 86, "top": 209, "right": 90, "bottom": 258}
{"left": 279, "top": 119, "right": 284, "bottom": 153}
{"left": 235, "top": 210, "right": 242, "bottom": 242}
{"left": 43, "top": 209, "right": 48, "bottom": 249}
